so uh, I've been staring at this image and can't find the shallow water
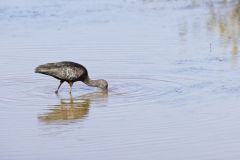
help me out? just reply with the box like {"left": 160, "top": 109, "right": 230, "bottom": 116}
{"left": 1, "top": 0, "right": 240, "bottom": 159}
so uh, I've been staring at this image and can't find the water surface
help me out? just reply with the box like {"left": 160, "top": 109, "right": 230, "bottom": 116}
{"left": 1, "top": 0, "right": 240, "bottom": 160}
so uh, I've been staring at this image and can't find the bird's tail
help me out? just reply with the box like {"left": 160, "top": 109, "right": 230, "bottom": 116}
{"left": 35, "top": 63, "right": 57, "bottom": 75}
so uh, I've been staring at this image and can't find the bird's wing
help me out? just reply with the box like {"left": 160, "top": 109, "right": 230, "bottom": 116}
{"left": 35, "top": 62, "right": 86, "bottom": 81}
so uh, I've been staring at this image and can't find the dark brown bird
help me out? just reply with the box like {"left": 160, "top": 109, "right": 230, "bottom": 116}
{"left": 35, "top": 61, "right": 108, "bottom": 93}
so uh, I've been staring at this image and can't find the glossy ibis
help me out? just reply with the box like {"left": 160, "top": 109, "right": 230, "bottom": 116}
{"left": 35, "top": 61, "right": 108, "bottom": 93}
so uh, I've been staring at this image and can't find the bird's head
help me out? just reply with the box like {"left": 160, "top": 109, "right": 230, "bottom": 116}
{"left": 98, "top": 79, "right": 108, "bottom": 90}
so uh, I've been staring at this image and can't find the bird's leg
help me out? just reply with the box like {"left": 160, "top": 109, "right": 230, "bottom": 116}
{"left": 69, "top": 82, "right": 73, "bottom": 93}
{"left": 55, "top": 80, "right": 64, "bottom": 94}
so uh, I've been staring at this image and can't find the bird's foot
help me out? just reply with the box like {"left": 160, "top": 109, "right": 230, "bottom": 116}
{"left": 55, "top": 90, "right": 59, "bottom": 94}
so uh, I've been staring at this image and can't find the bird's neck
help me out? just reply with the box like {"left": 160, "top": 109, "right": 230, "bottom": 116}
{"left": 83, "top": 77, "right": 100, "bottom": 88}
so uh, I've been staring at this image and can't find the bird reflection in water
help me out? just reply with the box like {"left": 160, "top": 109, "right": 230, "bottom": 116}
{"left": 38, "top": 91, "right": 108, "bottom": 124}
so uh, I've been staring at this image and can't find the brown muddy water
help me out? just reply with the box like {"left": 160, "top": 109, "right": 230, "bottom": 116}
{"left": 1, "top": 0, "right": 240, "bottom": 159}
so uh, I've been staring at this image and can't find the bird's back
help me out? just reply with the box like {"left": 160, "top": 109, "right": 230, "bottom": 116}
{"left": 35, "top": 61, "right": 88, "bottom": 82}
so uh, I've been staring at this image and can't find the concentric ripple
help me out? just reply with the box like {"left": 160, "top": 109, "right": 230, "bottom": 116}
{"left": 2, "top": 70, "right": 227, "bottom": 111}
{"left": 107, "top": 75, "right": 185, "bottom": 106}
{"left": 0, "top": 73, "right": 186, "bottom": 107}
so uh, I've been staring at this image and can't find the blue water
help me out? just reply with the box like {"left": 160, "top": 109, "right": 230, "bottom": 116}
{"left": 1, "top": 0, "right": 240, "bottom": 160}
